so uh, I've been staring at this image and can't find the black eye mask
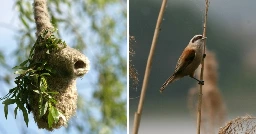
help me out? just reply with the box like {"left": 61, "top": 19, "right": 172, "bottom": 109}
{"left": 192, "top": 35, "right": 203, "bottom": 43}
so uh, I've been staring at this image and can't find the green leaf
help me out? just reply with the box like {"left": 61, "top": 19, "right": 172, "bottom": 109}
{"left": 4, "top": 104, "right": 8, "bottom": 119}
{"left": 40, "top": 77, "right": 47, "bottom": 92}
{"left": 2, "top": 99, "right": 16, "bottom": 105}
{"left": 49, "top": 98, "right": 57, "bottom": 104}
{"left": 33, "top": 90, "right": 40, "bottom": 94}
{"left": 20, "top": 105, "right": 29, "bottom": 127}
{"left": 48, "top": 107, "right": 54, "bottom": 128}
{"left": 40, "top": 101, "right": 48, "bottom": 117}
{"left": 8, "top": 87, "right": 17, "bottom": 93}
{"left": 20, "top": 17, "right": 29, "bottom": 29}
{"left": 40, "top": 73, "right": 50, "bottom": 77}
{"left": 14, "top": 69, "right": 26, "bottom": 75}
{"left": 39, "top": 94, "right": 43, "bottom": 116}
{"left": 46, "top": 50, "right": 50, "bottom": 54}
{"left": 36, "top": 66, "right": 42, "bottom": 71}
{"left": 14, "top": 107, "right": 18, "bottom": 119}
{"left": 50, "top": 106, "right": 59, "bottom": 123}
{"left": 50, "top": 106, "right": 66, "bottom": 124}
{"left": 13, "top": 60, "right": 29, "bottom": 69}
{"left": 19, "top": 59, "right": 29, "bottom": 67}
{"left": 50, "top": 106, "right": 64, "bottom": 124}
{"left": 47, "top": 91, "right": 59, "bottom": 95}
{"left": 28, "top": 44, "right": 36, "bottom": 59}
{"left": 18, "top": 66, "right": 30, "bottom": 70}
{"left": 45, "top": 65, "right": 52, "bottom": 72}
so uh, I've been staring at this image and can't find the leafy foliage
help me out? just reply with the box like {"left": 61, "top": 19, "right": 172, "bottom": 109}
{"left": 0, "top": 30, "right": 66, "bottom": 129}
{"left": 0, "top": 0, "right": 126, "bottom": 133}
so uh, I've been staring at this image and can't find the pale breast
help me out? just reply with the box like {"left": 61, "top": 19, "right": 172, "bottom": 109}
{"left": 182, "top": 47, "right": 203, "bottom": 76}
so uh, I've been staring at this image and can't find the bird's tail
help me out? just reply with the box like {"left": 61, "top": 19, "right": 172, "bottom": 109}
{"left": 160, "top": 75, "right": 176, "bottom": 93}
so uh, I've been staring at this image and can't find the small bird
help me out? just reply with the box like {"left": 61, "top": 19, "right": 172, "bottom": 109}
{"left": 160, "top": 34, "right": 207, "bottom": 93}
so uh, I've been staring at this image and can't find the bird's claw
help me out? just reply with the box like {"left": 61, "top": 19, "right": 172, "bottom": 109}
{"left": 203, "top": 54, "right": 206, "bottom": 58}
{"left": 198, "top": 80, "right": 204, "bottom": 85}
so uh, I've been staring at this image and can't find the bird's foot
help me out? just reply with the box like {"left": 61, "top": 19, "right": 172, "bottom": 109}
{"left": 198, "top": 80, "right": 204, "bottom": 85}
{"left": 203, "top": 54, "right": 206, "bottom": 58}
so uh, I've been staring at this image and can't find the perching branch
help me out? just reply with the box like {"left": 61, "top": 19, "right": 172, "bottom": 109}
{"left": 132, "top": 0, "right": 167, "bottom": 134}
{"left": 197, "top": 0, "right": 210, "bottom": 134}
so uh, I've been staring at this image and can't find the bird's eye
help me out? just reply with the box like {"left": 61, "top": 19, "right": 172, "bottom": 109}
{"left": 192, "top": 35, "right": 203, "bottom": 43}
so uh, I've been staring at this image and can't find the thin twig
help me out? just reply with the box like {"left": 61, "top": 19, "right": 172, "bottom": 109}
{"left": 132, "top": 0, "right": 167, "bottom": 134}
{"left": 197, "top": 0, "right": 209, "bottom": 134}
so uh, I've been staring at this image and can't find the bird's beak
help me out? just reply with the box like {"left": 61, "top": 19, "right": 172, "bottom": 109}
{"left": 202, "top": 37, "right": 207, "bottom": 40}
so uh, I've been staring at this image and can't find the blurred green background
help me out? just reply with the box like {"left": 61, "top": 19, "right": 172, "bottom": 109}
{"left": 129, "top": 0, "right": 256, "bottom": 133}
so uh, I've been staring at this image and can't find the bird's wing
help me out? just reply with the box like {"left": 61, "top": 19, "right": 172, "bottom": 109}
{"left": 174, "top": 48, "right": 196, "bottom": 74}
